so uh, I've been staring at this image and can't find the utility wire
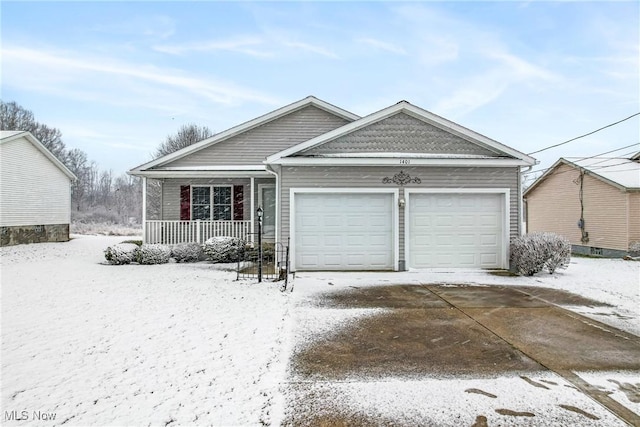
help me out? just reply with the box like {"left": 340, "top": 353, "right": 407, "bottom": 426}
{"left": 527, "top": 112, "right": 640, "bottom": 155}
{"left": 522, "top": 142, "right": 640, "bottom": 175}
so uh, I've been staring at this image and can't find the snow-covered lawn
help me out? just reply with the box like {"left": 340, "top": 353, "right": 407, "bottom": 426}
{"left": 1, "top": 235, "right": 638, "bottom": 426}
{"left": 1, "top": 235, "right": 291, "bottom": 425}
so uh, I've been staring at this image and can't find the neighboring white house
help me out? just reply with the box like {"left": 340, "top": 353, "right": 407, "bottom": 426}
{"left": 0, "top": 131, "right": 76, "bottom": 246}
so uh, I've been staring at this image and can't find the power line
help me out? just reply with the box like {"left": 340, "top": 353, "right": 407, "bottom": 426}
{"left": 522, "top": 142, "right": 640, "bottom": 175}
{"left": 527, "top": 112, "right": 640, "bottom": 155}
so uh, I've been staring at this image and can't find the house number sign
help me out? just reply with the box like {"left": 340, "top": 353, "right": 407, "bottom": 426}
{"left": 382, "top": 170, "right": 421, "bottom": 186}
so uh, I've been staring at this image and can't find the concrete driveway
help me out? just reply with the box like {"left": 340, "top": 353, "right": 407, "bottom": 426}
{"left": 283, "top": 283, "right": 640, "bottom": 426}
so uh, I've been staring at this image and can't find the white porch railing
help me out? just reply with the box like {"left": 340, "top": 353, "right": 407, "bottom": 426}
{"left": 145, "top": 220, "right": 252, "bottom": 244}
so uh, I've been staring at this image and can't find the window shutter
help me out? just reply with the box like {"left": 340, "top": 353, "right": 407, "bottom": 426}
{"left": 233, "top": 185, "right": 244, "bottom": 220}
{"left": 180, "top": 186, "right": 190, "bottom": 220}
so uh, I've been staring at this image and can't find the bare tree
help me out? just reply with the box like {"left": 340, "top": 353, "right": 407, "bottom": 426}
{"left": 0, "top": 100, "right": 67, "bottom": 162}
{"left": 66, "top": 148, "right": 89, "bottom": 212}
{"left": 154, "top": 123, "right": 214, "bottom": 158}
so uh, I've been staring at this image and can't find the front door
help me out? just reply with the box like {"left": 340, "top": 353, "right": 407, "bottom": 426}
{"left": 259, "top": 185, "right": 276, "bottom": 239}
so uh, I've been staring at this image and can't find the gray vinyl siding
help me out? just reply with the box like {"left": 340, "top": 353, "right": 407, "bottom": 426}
{"left": 160, "top": 178, "right": 276, "bottom": 222}
{"left": 299, "top": 113, "right": 502, "bottom": 157}
{"left": 279, "top": 166, "right": 520, "bottom": 263}
{"left": 160, "top": 106, "right": 351, "bottom": 168}
{"left": 0, "top": 135, "right": 72, "bottom": 226}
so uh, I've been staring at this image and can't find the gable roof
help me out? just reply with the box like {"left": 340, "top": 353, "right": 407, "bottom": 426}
{"left": 130, "top": 96, "right": 359, "bottom": 174}
{"left": 0, "top": 131, "right": 76, "bottom": 180}
{"left": 525, "top": 155, "right": 640, "bottom": 195}
{"left": 265, "top": 101, "right": 537, "bottom": 166}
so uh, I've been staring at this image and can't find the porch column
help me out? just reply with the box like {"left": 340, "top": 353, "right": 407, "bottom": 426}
{"left": 142, "top": 176, "right": 147, "bottom": 243}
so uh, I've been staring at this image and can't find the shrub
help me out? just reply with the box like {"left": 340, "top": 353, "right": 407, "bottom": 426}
{"left": 171, "top": 242, "right": 204, "bottom": 263}
{"left": 242, "top": 242, "right": 275, "bottom": 261}
{"left": 104, "top": 243, "right": 140, "bottom": 265}
{"left": 120, "top": 239, "right": 143, "bottom": 246}
{"left": 202, "top": 236, "right": 243, "bottom": 263}
{"left": 137, "top": 244, "right": 171, "bottom": 265}
{"left": 629, "top": 241, "right": 640, "bottom": 256}
{"left": 510, "top": 232, "right": 571, "bottom": 276}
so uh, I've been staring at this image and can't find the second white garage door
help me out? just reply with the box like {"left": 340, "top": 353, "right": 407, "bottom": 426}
{"left": 294, "top": 192, "right": 394, "bottom": 270}
{"left": 408, "top": 193, "right": 505, "bottom": 268}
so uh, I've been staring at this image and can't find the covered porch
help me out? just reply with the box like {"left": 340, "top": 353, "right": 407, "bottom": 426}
{"left": 139, "top": 170, "right": 276, "bottom": 245}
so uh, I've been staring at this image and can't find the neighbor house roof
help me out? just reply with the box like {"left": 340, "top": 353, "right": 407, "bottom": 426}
{"left": 265, "top": 101, "right": 537, "bottom": 167}
{"left": 525, "top": 154, "right": 640, "bottom": 195}
{"left": 0, "top": 131, "right": 77, "bottom": 180}
{"left": 129, "top": 96, "right": 360, "bottom": 173}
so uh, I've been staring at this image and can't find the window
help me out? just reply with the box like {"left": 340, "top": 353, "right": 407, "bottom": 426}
{"left": 213, "top": 186, "right": 232, "bottom": 220}
{"left": 192, "top": 187, "right": 211, "bottom": 220}
{"left": 190, "top": 186, "right": 233, "bottom": 220}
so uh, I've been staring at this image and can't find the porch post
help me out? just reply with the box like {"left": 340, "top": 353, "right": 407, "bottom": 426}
{"left": 142, "top": 176, "right": 147, "bottom": 243}
{"left": 250, "top": 177, "right": 255, "bottom": 244}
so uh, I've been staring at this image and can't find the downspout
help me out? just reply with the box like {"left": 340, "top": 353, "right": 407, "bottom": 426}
{"left": 519, "top": 164, "right": 535, "bottom": 236}
{"left": 265, "top": 164, "right": 279, "bottom": 245}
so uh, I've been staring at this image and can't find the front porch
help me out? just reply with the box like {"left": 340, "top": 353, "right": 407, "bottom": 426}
{"left": 145, "top": 219, "right": 252, "bottom": 244}
{"left": 141, "top": 174, "right": 276, "bottom": 245}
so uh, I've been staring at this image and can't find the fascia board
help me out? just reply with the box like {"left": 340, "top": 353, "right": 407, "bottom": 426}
{"left": 266, "top": 102, "right": 407, "bottom": 162}
{"left": 523, "top": 159, "right": 565, "bottom": 197}
{"left": 266, "top": 101, "right": 537, "bottom": 165}
{"left": 270, "top": 157, "right": 531, "bottom": 167}
{"left": 130, "top": 96, "right": 360, "bottom": 172}
{"left": 127, "top": 170, "right": 273, "bottom": 178}
{"left": 524, "top": 158, "right": 630, "bottom": 198}
{"left": 400, "top": 104, "right": 537, "bottom": 164}
{"left": 562, "top": 158, "right": 629, "bottom": 191}
{"left": 1, "top": 131, "right": 77, "bottom": 180}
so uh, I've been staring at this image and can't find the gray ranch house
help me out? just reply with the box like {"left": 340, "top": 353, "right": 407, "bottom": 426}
{"left": 129, "top": 96, "right": 536, "bottom": 271}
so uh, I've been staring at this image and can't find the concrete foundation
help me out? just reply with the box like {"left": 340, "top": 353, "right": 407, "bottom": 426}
{"left": 1, "top": 224, "right": 70, "bottom": 247}
{"left": 571, "top": 244, "right": 629, "bottom": 259}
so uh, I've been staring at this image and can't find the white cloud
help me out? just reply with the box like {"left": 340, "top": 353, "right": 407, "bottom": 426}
{"left": 356, "top": 37, "right": 406, "bottom": 55}
{"left": 91, "top": 15, "right": 176, "bottom": 40}
{"left": 1, "top": 45, "right": 282, "bottom": 108}
{"left": 153, "top": 36, "right": 272, "bottom": 58}
{"left": 280, "top": 39, "right": 338, "bottom": 59}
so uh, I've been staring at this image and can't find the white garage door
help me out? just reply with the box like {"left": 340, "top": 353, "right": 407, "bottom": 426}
{"left": 294, "top": 193, "right": 394, "bottom": 270}
{"left": 408, "top": 193, "right": 504, "bottom": 268}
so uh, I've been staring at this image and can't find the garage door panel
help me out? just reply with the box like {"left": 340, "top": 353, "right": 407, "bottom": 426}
{"left": 409, "top": 193, "right": 503, "bottom": 269}
{"left": 481, "top": 253, "right": 498, "bottom": 265}
{"left": 480, "top": 234, "right": 497, "bottom": 246}
{"left": 295, "top": 193, "right": 394, "bottom": 270}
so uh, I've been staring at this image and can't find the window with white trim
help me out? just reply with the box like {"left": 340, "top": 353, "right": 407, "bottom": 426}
{"left": 213, "top": 186, "right": 232, "bottom": 220}
{"left": 191, "top": 186, "right": 233, "bottom": 220}
{"left": 192, "top": 187, "right": 211, "bottom": 220}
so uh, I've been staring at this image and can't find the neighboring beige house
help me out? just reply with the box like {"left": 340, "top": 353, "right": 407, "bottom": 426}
{"left": 524, "top": 154, "right": 640, "bottom": 257}
{"left": 0, "top": 131, "right": 77, "bottom": 246}
{"left": 129, "top": 96, "right": 536, "bottom": 271}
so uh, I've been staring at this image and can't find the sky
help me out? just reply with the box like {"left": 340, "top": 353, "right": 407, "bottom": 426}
{"left": 1, "top": 1, "right": 639, "bottom": 178}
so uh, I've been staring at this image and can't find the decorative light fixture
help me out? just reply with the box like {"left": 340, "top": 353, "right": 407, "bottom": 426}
{"left": 257, "top": 206, "right": 263, "bottom": 220}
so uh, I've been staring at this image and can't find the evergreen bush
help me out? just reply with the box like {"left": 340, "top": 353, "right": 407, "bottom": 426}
{"left": 171, "top": 242, "right": 204, "bottom": 263}
{"left": 104, "top": 243, "right": 140, "bottom": 265}
{"left": 137, "top": 244, "right": 171, "bottom": 265}
{"left": 202, "top": 236, "right": 242, "bottom": 263}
